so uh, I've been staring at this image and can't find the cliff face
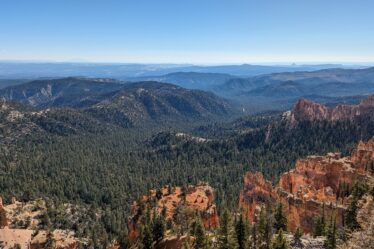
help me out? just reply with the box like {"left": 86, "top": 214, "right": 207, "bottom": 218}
{"left": 351, "top": 138, "right": 374, "bottom": 174}
{"left": 240, "top": 138, "right": 374, "bottom": 233}
{"left": 287, "top": 94, "right": 374, "bottom": 123}
{"left": 128, "top": 183, "right": 219, "bottom": 242}
{"left": 240, "top": 172, "right": 276, "bottom": 221}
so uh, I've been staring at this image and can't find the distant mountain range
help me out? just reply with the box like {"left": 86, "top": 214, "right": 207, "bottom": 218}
{"left": 1, "top": 64, "right": 374, "bottom": 114}
{"left": 0, "top": 77, "right": 124, "bottom": 108}
{"left": 0, "top": 62, "right": 363, "bottom": 79}
{"left": 211, "top": 67, "right": 374, "bottom": 112}
{"left": 128, "top": 72, "right": 233, "bottom": 90}
{"left": 0, "top": 78, "right": 235, "bottom": 138}
{"left": 217, "top": 67, "right": 374, "bottom": 96}
{"left": 126, "top": 67, "right": 374, "bottom": 99}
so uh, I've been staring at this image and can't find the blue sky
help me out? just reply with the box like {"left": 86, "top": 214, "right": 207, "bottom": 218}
{"left": 1, "top": 0, "right": 374, "bottom": 64}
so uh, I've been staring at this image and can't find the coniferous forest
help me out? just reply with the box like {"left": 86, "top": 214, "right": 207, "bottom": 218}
{"left": 1, "top": 101, "right": 373, "bottom": 247}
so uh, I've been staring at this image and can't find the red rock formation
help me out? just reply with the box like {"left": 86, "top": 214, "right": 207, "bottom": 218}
{"left": 240, "top": 172, "right": 276, "bottom": 221}
{"left": 287, "top": 94, "right": 374, "bottom": 123}
{"left": 351, "top": 139, "right": 374, "bottom": 174}
{"left": 240, "top": 138, "right": 374, "bottom": 234}
{"left": 128, "top": 183, "right": 219, "bottom": 242}
{"left": 289, "top": 98, "right": 330, "bottom": 122}
{"left": 0, "top": 197, "right": 8, "bottom": 228}
{"left": 0, "top": 207, "right": 7, "bottom": 228}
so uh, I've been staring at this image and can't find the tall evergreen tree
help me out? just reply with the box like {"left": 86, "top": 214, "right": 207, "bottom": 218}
{"left": 271, "top": 229, "right": 289, "bottom": 249}
{"left": 344, "top": 182, "right": 368, "bottom": 231}
{"left": 313, "top": 204, "right": 326, "bottom": 237}
{"left": 324, "top": 217, "right": 337, "bottom": 249}
{"left": 274, "top": 203, "right": 287, "bottom": 232}
{"left": 218, "top": 210, "right": 236, "bottom": 249}
{"left": 292, "top": 227, "right": 302, "bottom": 248}
{"left": 235, "top": 213, "right": 248, "bottom": 249}
{"left": 345, "top": 197, "right": 359, "bottom": 230}
{"left": 257, "top": 206, "right": 272, "bottom": 249}
{"left": 152, "top": 214, "right": 166, "bottom": 243}
{"left": 193, "top": 218, "right": 208, "bottom": 249}
{"left": 141, "top": 225, "right": 153, "bottom": 249}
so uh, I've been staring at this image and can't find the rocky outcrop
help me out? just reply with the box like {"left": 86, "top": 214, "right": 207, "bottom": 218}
{"left": 240, "top": 172, "right": 276, "bottom": 221}
{"left": 128, "top": 183, "right": 219, "bottom": 242}
{"left": 351, "top": 138, "right": 374, "bottom": 174}
{"left": 30, "top": 230, "right": 80, "bottom": 249}
{"left": 286, "top": 94, "right": 374, "bottom": 124}
{"left": 285, "top": 234, "right": 325, "bottom": 249}
{"left": 0, "top": 198, "right": 81, "bottom": 249}
{"left": 240, "top": 138, "right": 374, "bottom": 234}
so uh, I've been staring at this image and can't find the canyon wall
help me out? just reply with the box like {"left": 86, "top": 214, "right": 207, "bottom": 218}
{"left": 240, "top": 138, "right": 374, "bottom": 233}
{"left": 286, "top": 94, "right": 374, "bottom": 124}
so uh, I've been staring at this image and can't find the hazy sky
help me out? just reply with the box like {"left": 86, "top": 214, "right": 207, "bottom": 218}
{"left": 1, "top": 0, "right": 374, "bottom": 64}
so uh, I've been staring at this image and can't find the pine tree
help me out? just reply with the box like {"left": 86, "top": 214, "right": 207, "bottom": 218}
{"left": 345, "top": 197, "right": 359, "bottom": 230}
{"left": 292, "top": 227, "right": 302, "bottom": 248}
{"left": 118, "top": 232, "right": 130, "bottom": 249}
{"left": 218, "top": 209, "right": 236, "bottom": 249}
{"left": 156, "top": 189, "right": 163, "bottom": 200}
{"left": 274, "top": 203, "right": 287, "bottom": 232}
{"left": 344, "top": 182, "right": 368, "bottom": 231}
{"left": 313, "top": 204, "right": 326, "bottom": 237}
{"left": 235, "top": 213, "right": 248, "bottom": 249}
{"left": 324, "top": 217, "right": 336, "bottom": 249}
{"left": 141, "top": 224, "right": 153, "bottom": 249}
{"left": 271, "top": 229, "right": 289, "bottom": 249}
{"left": 173, "top": 205, "right": 188, "bottom": 235}
{"left": 161, "top": 206, "right": 167, "bottom": 218}
{"left": 168, "top": 185, "right": 173, "bottom": 195}
{"left": 257, "top": 206, "right": 272, "bottom": 249}
{"left": 342, "top": 182, "right": 368, "bottom": 231}
{"left": 152, "top": 214, "right": 166, "bottom": 243}
{"left": 251, "top": 225, "right": 257, "bottom": 249}
{"left": 313, "top": 217, "right": 325, "bottom": 237}
{"left": 193, "top": 218, "right": 208, "bottom": 249}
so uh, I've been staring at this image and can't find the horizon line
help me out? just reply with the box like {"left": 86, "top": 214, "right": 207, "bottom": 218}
{"left": 1, "top": 59, "right": 374, "bottom": 66}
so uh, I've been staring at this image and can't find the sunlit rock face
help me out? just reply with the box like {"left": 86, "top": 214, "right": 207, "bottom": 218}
{"left": 287, "top": 94, "right": 374, "bottom": 124}
{"left": 240, "top": 138, "right": 374, "bottom": 233}
{"left": 127, "top": 183, "right": 219, "bottom": 242}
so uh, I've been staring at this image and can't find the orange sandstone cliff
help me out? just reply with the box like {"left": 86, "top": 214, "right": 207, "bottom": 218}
{"left": 128, "top": 183, "right": 219, "bottom": 242}
{"left": 286, "top": 94, "right": 374, "bottom": 124}
{"left": 240, "top": 138, "right": 374, "bottom": 233}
